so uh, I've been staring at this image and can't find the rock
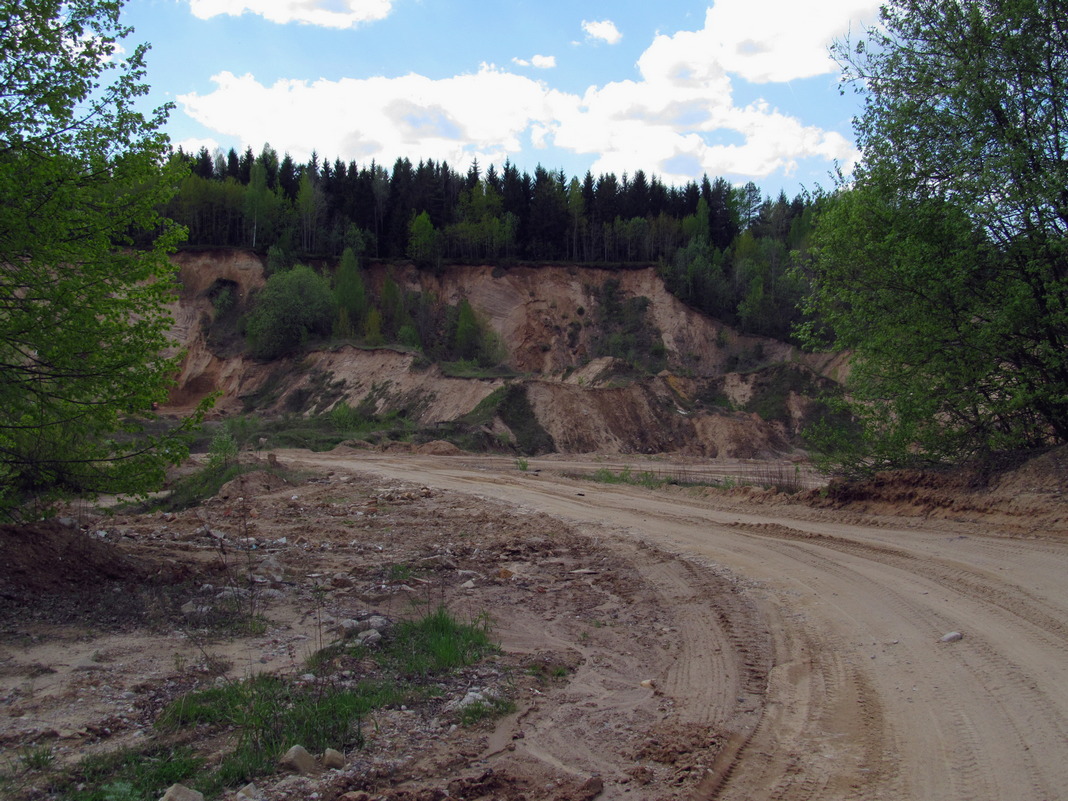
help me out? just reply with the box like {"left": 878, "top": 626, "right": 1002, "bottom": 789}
{"left": 279, "top": 744, "right": 321, "bottom": 776}
{"left": 338, "top": 619, "right": 361, "bottom": 636}
{"left": 215, "top": 587, "right": 250, "bottom": 601}
{"left": 356, "top": 629, "right": 382, "bottom": 646}
{"left": 446, "top": 689, "right": 486, "bottom": 711}
{"left": 460, "top": 579, "right": 476, "bottom": 589}
{"left": 340, "top": 793, "right": 371, "bottom": 801}
{"left": 577, "top": 776, "right": 604, "bottom": 799}
{"left": 639, "top": 679, "right": 655, "bottom": 689}
{"left": 365, "top": 614, "right": 389, "bottom": 631}
{"left": 235, "top": 783, "right": 262, "bottom": 801}
{"left": 159, "top": 784, "right": 204, "bottom": 801}
{"left": 939, "top": 631, "right": 964, "bottom": 643}
{"left": 180, "top": 601, "right": 210, "bottom": 616}
{"left": 322, "top": 748, "right": 346, "bottom": 769}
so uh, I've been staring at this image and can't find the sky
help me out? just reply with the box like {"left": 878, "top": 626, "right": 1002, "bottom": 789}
{"left": 122, "top": 0, "right": 884, "bottom": 197}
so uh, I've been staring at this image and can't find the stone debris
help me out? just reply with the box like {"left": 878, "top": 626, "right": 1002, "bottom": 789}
{"left": 279, "top": 744, "right": 322, "bottom": 776}
{"left": 322, "top": 747, "right": 346, "bottom": 769}
{"left": 446, "top": 688, "right": 490, "bottom": 711}
{"left": 578, "top": 776, "right": 605, "bottom": 799}
{"left": 939, "top": 631, "right": 964, "bottom": 643}
{"left": 159, "top": 785, "right": 204, "bottom": 801}
{"left": 357, "top": 629, "right": 383, "bottom": 646}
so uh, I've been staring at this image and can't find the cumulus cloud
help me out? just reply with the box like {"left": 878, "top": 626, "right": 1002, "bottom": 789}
{"left": 178, "top": 2, "right": 880, "bottom": 184}
{"left": 582, "top": 19, "right": 622, "bottom": 45}
{"left": 512, "top": 54, "right": 556, "bottom": 69}
{"left": 647, "top": 0, "right": 882, "bottom": 83}
{"left": 187, "top": 0, "right": 393, "bottom": 28}
{"left": 179, "top": 66, "right": 577, "bottom": 169}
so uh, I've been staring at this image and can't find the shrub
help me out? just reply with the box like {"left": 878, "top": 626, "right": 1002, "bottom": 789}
{"left": 245, "top": 265, "right": 336, "bottom": 359}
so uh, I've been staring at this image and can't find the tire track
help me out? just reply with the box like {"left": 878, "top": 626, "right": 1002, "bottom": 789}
{"left": 748, "top": 533, "right": 1067, "bottom": 800}
{"left": 729, "top": 522, "right": 1068, "bottom": 645}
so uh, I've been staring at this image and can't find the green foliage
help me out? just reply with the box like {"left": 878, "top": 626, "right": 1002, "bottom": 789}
{"left": 807, "top": 0, "right": 1068, "bottom": 469}
{"left": 453, "top": 299, "right": 481, "bottom": 361}
{"left": 588, "top": 280, "right": 666, "bottom": 373}
{"left": 58, "top": 746, "right": 201, "bottom": 801}
{"left": 246, "top": 265, "right": 336, "bottom": 359}
{"left": 0, "top": 0, "right": 208, "bottom": 516}
{"left": 407, "top": 210, "right": 440, "bottom": 269}
{"left": 458, "top": 696, "right": 516, "bottom": 727}
{"left": 376, "top": 606, "right": 497, "bottom": 678}
{"left": 493, "top": 385, "right": 555, "bottom": 455}
{"left": 333, "top": 245, "right": 368, "bottom": 335}
{"left": 158, "top": 673, "right": 405, "bottom": 794}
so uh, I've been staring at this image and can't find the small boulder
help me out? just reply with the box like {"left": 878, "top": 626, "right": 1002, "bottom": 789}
{"left": 939, "top": 631, "right": 964, "bottom": 643}
{"left": 577, "top": 776, "right": 604, "bottom": 799}
{"left": 322, "top": 748, "right": 346, "bottom": 769}
{"left": 365, "top": 615, "right": 389, "bottom": 631}
{"left": 356, "top": 629, "right": 382, "bottom": 646}
{"left": 279, "top": 744, "right": 321, "bottom": 776}
{"left": 159, "top": 785, "right": 204, "bottom": 801}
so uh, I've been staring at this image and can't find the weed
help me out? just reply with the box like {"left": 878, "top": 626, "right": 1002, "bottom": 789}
{"left": 458, "top": 696, "right": 516, "bottom": 726}
{"left": 18, "top": 745, "right": 54, "bottom": 772}
{"left": 515, "top": 457, "right": 529, "bottom": 472}
{"left": 158, "top": 674, "right": 406, "bottom": 795}
{"left": 386, "top": 562, "right": 416, "bottom": 583}
{"left": 57, "top": 745, "right": 201, "bottom": 801}
{"left": 376, "top": 606, "right": 497, "bottom": 678}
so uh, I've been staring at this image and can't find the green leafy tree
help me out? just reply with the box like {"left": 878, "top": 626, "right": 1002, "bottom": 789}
{"left": 407, "top": 210, "right": 439, "bottom": 269}
{"left": 246, "top": 266, "right": 336, "bottom": 359}
{"left": 333, "top": 246, "right": 367, "bottom": 334}
{"left": 453, "top": 299, "right": 482, "bottom": 362}
{"left": 0, "top": 0, "right": 202, "bottom": 514}
{"left": 805, "top": 0, "right": 1068, "bottom": 470}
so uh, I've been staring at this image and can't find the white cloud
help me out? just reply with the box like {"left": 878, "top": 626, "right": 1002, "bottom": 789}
{"left": 178, "top": 3, "right": 878, "bottom": 185}
{"left": 187, "top": 0, "right": 393, "bottom": 28}
{"left": 582, "top": 19, "right": 622, "bottom": 45}
{"left": 648, "top": 0, "right": 882, "bottom": 84}
{"left": 512, "top": 54, "right": 556, "bottom": 69}
{"left": 179, "top": 66, "right": 577, "bottom": 169}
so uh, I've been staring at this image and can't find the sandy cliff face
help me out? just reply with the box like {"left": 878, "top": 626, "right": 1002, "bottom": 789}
{"left": 163, "top": 252, "right": 839, "bottom": 457}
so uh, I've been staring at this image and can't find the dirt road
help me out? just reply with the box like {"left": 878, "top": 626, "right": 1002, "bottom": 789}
{"left": 297, "top": 450, "right": 1068, "bottom": 801}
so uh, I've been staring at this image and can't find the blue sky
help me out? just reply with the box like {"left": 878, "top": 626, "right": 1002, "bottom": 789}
{"left": 123, "top": 0, "right": 883, "bottom": 196}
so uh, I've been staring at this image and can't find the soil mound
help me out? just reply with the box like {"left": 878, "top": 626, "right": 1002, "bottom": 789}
{"left": 0, "top": 520, "right": 141, "bottom": 600}
{"left": 416, "top": 440, "right": 464, "bottom": 455}
{"left": 809, "top": 446, "right": 1068, "bottom": 533}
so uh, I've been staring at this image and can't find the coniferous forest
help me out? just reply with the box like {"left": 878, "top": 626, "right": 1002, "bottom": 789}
{"left": 168, "top": 146, "right": 815, "bottom": 342}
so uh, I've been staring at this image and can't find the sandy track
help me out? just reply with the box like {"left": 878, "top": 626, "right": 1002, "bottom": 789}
{"left": 292, "top": 450, "right": 1068, "bottom": 801}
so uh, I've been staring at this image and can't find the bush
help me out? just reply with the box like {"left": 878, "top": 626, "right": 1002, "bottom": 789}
{"left": 245, "top": 265, "right": 336, "bottom": 359}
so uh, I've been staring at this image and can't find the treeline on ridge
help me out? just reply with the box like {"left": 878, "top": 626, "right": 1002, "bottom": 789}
{"left": 169, "top": 145, "right": 816, "bottom": 341}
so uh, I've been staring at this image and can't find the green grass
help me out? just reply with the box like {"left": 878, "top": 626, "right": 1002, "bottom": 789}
{"left": 590, "top": 465, "right": 663, "bottom": 489}
{"left": 376, "top": 606, "right": 498, "bottom": 678}
{"left": 80, "top": 607, "right": 498, "bottom": 799}
{"left": 573, "top": 464, "right": 804, "bottom": 494}
{"left": 31, "top": 606, "right": 504, "bottom": 801}
{"left": 156, "top": 674, "right": 405, "bottom": 794}
{"left": 458, "top": 696, "right": 516, "bottom": 726}
{"left": 54, "top": 746, "right": 202, "bottom": 801}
